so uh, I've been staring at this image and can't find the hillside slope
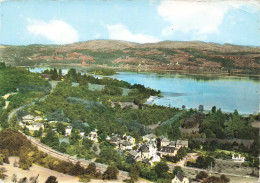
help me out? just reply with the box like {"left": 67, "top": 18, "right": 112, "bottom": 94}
{"left": 0, "top": 40, "right": 259, "bottom": 74}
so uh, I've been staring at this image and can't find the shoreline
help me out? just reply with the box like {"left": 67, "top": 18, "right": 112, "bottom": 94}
{"left": 19, "top": 64, "right": 260, "bottom": 80}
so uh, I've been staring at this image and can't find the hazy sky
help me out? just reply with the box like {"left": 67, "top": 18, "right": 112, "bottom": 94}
{"left": 0, "top": 0, "right": 259, "bottom": 46}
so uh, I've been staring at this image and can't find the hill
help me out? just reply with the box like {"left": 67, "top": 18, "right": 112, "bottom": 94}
{"left": 0, "top": 40, "right": 259, "bottom": 74}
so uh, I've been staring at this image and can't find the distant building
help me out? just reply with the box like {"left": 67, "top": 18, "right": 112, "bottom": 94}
{"left": 111, "top": 102, "right": 139, "bottom": 109}
{"left": 88, "top": 130, "right": 98, "bottom": 143}
{"left": 22, "top": 114, "right": 35, "bottom": 123}
{"left": 171, "top": 172, "right": 189, "bottom": 183}
{"left": 176, "top": 140, "right": 188, "bottom": 149}
{"left": 80, "top": 132, "right": 85, "bottom": 138}
{"left": 232, "top": 153, "right": 245, "bottom": 162}
{"left": 161, "top": 137, "right": 170, "bottom": 147}
{"left": 160, "top": 146, "right": 176, "bottom": 157}
{"left": 124, "top": 135, "right": 135, "bottom": 145}
{"left": 34, "top": 116, "right": 43, "bottom": 122}
{"left": 40, "top": 74, "right": 52, "bottom": 80}
{"left": 119, "top": 140, "right": 133, "bottom": 151}
{"left": 65, "top": 126, "right": 72, "bottom": 136}
{"left": 26, "top": 123, "right": 44, "bottom": 131}
{"left": 139, "top": 145, "right": 150, "bottom": 159}
{"left": 143, "top": 134, "right": 157, "bottom": 142}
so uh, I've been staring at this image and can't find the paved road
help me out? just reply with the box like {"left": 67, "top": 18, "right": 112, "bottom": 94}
{"left": 7, "top": 81, "right": 129, "bottom": 180}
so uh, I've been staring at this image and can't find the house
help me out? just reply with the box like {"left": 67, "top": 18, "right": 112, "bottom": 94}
{"left": 22, "top": 114, "right": 35, "bottom": 123}
{"left": 168, "top": 141, "right": 176, "bottom": 147}
{"left": 176, "top": 140, "right": 188, "bottom": 149}
{"left": 124, "top": 135, "right": 135, "bottom": 145}
{"left": 41, "top": 74, "right": 52, "bottom": 80}
{"left": 161, "top": 137, "right": 170, "bottom": 147}
{"left": 26, "top": 123, "right": 44, "bottom": 131}
{"left": 128, "top": 150, "right": 138, "bottom": 158}
{"left": 147, "top": 142, "right": 160, "bottom": 163}
{"left": 34, "top": 116, "right": 43, "bottom": 122}
{"left": 119, "top": 140, "right": 133, "bottom": 151}
{"left": 88, "top": 130, "right": 98, "bottom": 142}
{"left": 139, "top": 145, "right": 150, "bottom": 159}
{"left": 109, "top": 136, "right": 120, "bottom": 145}
{"left": 80, "top": 132, "right": 85, "bottom": 138}
{"left": 111, "top": 102, "right": 139, "bottom": 109}
{"left": 171, "top": 172, "right": 189, "bottom": 183}
{"left": 160, "top": 146, "right": 176, "bottom": 157}
{"left": 65, "top": 126, "right": 72, "bottom": 136}
{"left": 232, "top": 153, "right": 245, "bottom": 162}
{"left": 143, "top": 134, "right": 157, "bottom": 142}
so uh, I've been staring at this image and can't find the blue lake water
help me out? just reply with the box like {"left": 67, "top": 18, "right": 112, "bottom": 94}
{"left": 29, "top": 68, "right": 259, "bottom": 114}
{"left": 111, "top": 72, "right": 259, "bottom": 114}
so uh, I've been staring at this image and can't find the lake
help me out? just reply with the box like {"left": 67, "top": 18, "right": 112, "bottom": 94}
{"left": 110, "top": 72, "right": 259, "bottom": 114}
{"left": 29, "top": 67, "right": 259, "bottom": 114}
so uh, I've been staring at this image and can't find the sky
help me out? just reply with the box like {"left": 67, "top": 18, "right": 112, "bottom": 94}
{"left": 0, "top": 0, "right": 259, "bottom": 46}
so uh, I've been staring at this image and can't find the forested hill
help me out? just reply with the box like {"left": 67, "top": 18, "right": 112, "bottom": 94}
{"left": 0, "top": 40, "right": 260, "bottom": 74}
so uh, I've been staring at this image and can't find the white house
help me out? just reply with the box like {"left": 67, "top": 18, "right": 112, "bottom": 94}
{"left": 124, "top": 135, "right": 135, "bottom": 145}
{"left": 172, "top": 172, "right": 189, "bottom": 183}
{"left": 232, "top": 153, "right": 245, "bottom": 162}
{"left": 80, "top": 132, "right": 85, "bottom": 138}
{"left": 26, "top": 123, "right": 44, "bottom": 131}
{"left": 119, "top": 140, "right": 133, "bottom": 151}
{"left": 65, "top": 126, "right": 72, "bottom": 136}
{"left": 143, "top": 134, "right": 156, "bottom": 142}
{"left": 161, "top": 137, "right": 170, "bottom": 147}
{"left": 22, "top": 114, "right": 35, "bottom": 123}
{"left": 88, "top": 130, "right": 98, "bottom": 143}
{"left": 34, "top": 116, "right": 43, "bottom": 122}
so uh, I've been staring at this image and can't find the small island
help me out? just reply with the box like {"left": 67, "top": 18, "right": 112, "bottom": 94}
{"left": 88, "top": 69, "right": 117, "bottom": 76}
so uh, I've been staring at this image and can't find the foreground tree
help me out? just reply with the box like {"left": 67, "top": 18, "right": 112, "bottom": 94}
{"left": 196, "top": 171, "right": 208, "bottom": 181}
{"left": 102, "top": 166, "right": 118, "bottom": 180}
{"left": 154, "top": 162, "right": 169, "bottom": 178}
{"left": 45, "top": 176, "right": 58, "bottom": 183}
{"left": 130, "top": 164, "right": 140, "bottom": 181}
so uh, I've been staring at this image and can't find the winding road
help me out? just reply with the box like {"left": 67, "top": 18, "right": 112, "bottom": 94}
{"left": 7, "top": 81, "right": 129, "bottom": 180}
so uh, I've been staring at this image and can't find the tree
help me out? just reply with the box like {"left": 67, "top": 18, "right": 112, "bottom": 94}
{"left": 182, "top": 105, "right": 186, "bottom": 110}
{"left": 85, "top": 163, "right": 97, "bottom": 175}
{"left": 40, "top": 129, "right": 59, "bottom": 149}
{"left": 172, "top": 166, "right": 183, "bottom": 176}
{"left": 0, "top": 167, "right": 7, "bottom": 180}
{"left": 70, "top": 161, "right": 85, "bottom": 176}
{"left": 102, "top": 166, "right": 118, "bottom": 180}
{"left": 45, "top": 176, "right": 58, "bottom": 183}
{"left": 154, "top": 162, "right": 169, "bottom": 178}
{"left": 220, "top": 175, "right": 230, "bottom": 183}
{"left": 211, "top": 106, "right": 216, "bottom": 113}
{"left": 196, "top": 171, "right": 208, "bottom": 180}
{"left": 130, "top": 164, "right": 140, "bottom": 181}
{"left": 58, "top": 142, "right": 69, "bottom": 153}
{"left": 12, "top": 173, "right": 17, "bottom": 182}
{"left": 199, "top": 105, "right": 204, "bottom": 112}
{"left": 56, "top": 123, "right": 66, "bottom": 135}
{"left": 82, "top": 138, "right": 93, "bottom": 150}
{"left": 69, "top": 129, "right": 80, "bottom": 145}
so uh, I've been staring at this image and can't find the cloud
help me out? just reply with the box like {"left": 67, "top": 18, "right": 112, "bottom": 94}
{"left": 27, "top": 19, "right": 79, "bottom": 44}
{"left": 106, "top": 24, "right": 159, "bottom": 43}
{"left": 158, "top": 0, "right": 259, "bottom": 36}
